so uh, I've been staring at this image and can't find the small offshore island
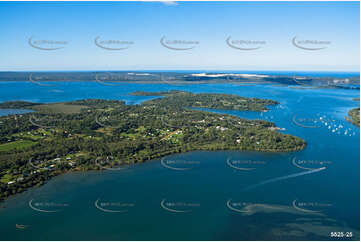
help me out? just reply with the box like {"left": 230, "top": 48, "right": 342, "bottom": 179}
{"left": 0, "top": 91, "right": 306, "bottom": 201}
{"left": 346, "top": 98, "right": 360, "bottom": 127}
{"left": 347, "top": 108, "right": 360, "bottom": 127}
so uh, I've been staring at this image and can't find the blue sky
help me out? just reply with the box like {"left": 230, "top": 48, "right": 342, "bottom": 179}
{"left": 0, "top": 1, "right": 359, "bottom": 71}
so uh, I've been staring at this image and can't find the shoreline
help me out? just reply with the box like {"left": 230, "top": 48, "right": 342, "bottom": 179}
{"left": 0, "top": 147, "right": 303, "bottom": 204}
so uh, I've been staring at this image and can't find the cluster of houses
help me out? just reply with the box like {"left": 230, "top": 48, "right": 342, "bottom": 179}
{"left": 216, "top": 126, "right": 228, "bottom": 131}
{"left": 5, "top": 156, "right": 76, "bottom": 186}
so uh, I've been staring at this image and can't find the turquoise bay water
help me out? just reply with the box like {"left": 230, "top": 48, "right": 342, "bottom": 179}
{"left": 0, "top": 81, "right": 359, "bottom": 240}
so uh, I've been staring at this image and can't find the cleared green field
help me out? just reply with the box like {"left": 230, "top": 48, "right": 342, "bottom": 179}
{"left": 0, "top": 140, "right": 35, "bottom": 152}
{"left": 0, "top": 173, "right": 14, "bottom": 183}
{"left": 32, "top": 103, "right": 88, "bottom": 114}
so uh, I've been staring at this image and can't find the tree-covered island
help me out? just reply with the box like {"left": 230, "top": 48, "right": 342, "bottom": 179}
{"left": 0, "top": 91, "right": 306, "bottom": 200}
{"left": 346, "top": 98, "right": 360, "bottom": 127}
{"left": 346, "top": 108, "right": 360, "bottom": 127}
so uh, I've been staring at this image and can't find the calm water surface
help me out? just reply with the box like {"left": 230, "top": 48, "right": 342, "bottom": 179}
{"left": 0, "top": 81, "right": 359, "bottom": 240}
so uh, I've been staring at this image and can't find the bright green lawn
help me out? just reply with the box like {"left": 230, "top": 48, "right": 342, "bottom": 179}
{"left": 0, "top": 140, "right": 36, "bottom": 152}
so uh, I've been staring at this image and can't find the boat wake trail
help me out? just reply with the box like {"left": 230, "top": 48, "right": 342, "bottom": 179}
{"left": 243, "top": 167, "right": 326, "bottom": 191}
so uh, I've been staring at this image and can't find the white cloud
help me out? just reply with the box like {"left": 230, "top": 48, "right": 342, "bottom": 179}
{"left": 159, "top": 1, "right": 178, "bottom": 6}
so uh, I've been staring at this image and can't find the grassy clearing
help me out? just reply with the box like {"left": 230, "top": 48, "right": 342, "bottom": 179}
{"left": 0, "top": 173, "right": 14, "bottom": 183}
{"left": 32, "top": 103, "right": 88, "bottom": 114}
{"left": 0, "top": 140, "right": 35, "bottom": 152}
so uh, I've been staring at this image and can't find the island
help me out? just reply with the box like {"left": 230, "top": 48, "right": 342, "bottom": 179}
{"left": 0, "top": 91, "right": 306, "bottom": 201}
{"left": 346, "top": 108, "right": 360, "bottom": 127}
{"left": 345, "top": 98, "right": 360, "bottom": 127}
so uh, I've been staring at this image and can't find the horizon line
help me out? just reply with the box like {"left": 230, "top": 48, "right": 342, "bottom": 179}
{"left": 0, "top": 70, "right": 359, "bottom": 73}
